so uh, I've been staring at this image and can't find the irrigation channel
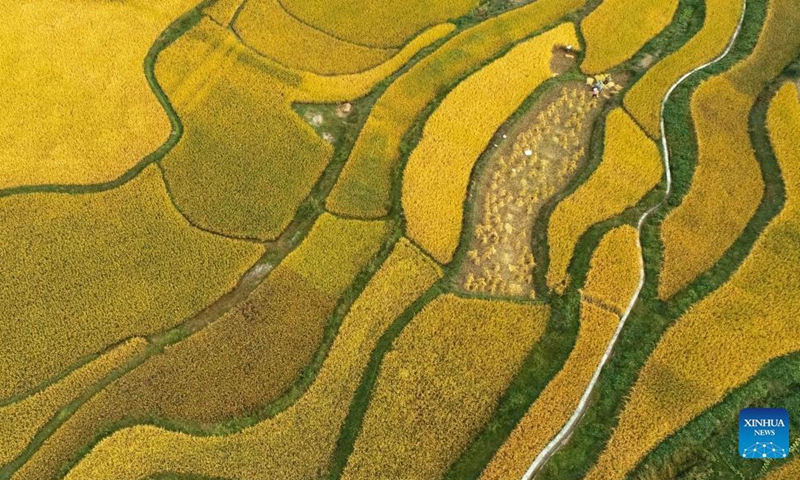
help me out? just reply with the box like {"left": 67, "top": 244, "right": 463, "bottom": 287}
{"left": 520, "top": 1, "right": 749, "bottom": 478}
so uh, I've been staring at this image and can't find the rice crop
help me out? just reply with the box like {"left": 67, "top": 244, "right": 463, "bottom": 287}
{"left": 402, "top": 23, "right": 579, "bottom": 264}
{"left": 0, "top": 165, "right": 262, "bottom": 400}
{"left": 45, "top": 239, "right": 441, "bottom": 480}
{"left": 326, "top": 0, "right": 585, "bottom": 218}
{"left": 479, "top": 302, "right": 619, "bottom": 480}
{"left": 580, "top": 0, "right": 679, "bottom": 74}
{"left": 0, "top": 0, "right": 197, "bottom": 190}
{"left": 341, "top": 294, "right": 549, "bottom": 480}
{"left": 583, "top": 81, "right": 800, "bottom": 480}
{"left": 547, "top": 109, "right": 662, "bottom": 293}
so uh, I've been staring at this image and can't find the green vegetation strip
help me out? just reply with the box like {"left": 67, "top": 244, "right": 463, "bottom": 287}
{"left": 0, "top": 7, "right": 420, "bottom": 479}
{"left": 535, "top": 3, "right": 785, "bottom": 477}
{"left": 625, "top": 69, "right": 799, "bottom": 480}
{"left": 628, "top": 351, "right": 800, "bottom": 480}
{"left": 0, "top": 0, "right": 210, "bottom": 201}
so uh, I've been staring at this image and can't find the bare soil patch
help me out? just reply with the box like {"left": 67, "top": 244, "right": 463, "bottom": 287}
{"left": 455, "top": 79, "right": 620, "bottom": 298}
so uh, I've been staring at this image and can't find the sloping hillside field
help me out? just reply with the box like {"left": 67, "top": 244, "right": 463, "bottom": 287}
{"left": 3, "top": 0, "right": 800, "bottom": 479}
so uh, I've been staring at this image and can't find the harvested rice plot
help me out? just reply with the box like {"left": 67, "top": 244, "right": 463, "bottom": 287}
{"left": 456, "top": 82, "right": 606, "bottom": 298}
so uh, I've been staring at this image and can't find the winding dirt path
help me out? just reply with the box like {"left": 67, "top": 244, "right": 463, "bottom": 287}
{"left": 520, "top": 2, "right": 749, "bottom": 478}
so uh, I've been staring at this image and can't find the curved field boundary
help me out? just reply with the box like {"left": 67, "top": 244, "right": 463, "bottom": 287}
{"left": 232, "top": 0, "right": 395, "bottom": 75}
{"left": 326, "top": 0, "right": 586, "bottom": 219}
{"left": 579, "top": 0, "right": 678, "bottom": 74}
{"left": 401, "top": 23, "right": 579, "bottom": 264}
{"left": 277, "top": 0, "right": 475, "bottom": 49}
{"left": 628, "top": 350, "right": 800, "bottom": 480}
{"left": 520, "top": 1, "right": 748, "bottom": 477}
{"left": 53, "top": 241, "right": 443, "bottom": 480}
{"left": 4, "top": 20, "right": 455, "bottom": 472}
{"left": 0, "top": 1, "right": 209, "bottom": 202}
{"left": 583, "top": 76, "right": 800, "bottom": 480}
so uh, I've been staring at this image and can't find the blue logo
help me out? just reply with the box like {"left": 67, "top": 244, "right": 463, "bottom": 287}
{"left": 739, "top": 408, "right": 789, "bottom": 459}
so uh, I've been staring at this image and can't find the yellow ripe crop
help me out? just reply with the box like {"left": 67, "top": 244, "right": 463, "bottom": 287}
{"left": 583, "top": 82, "right": 800, "bottom": 480}
{"left": 279, "top": 0, "right": 476, "bottom": 48}
{"left": 480, "top": 302, "right": 619, "bottom": 480}
{"left": 581, "top": 225, "right": 642, "bottom": 313}
{"left": 292, "top": 23, "right": 456, "bottom": 103}
{"left": 658, "top": 80, "right": 762, "bottom": 298}
{"left": 203, "top": 0, "right": 242, "bottom": 26}
{"left": 763, "top": 459, "right": 800, "bottom": 480}
{"left": 233, "top": 0, "right": 395, "bottom": 75}
{"left": 402, "top": 23, "right": 580, "bottom": 264}
{"left": 547, "top": 109, "right": 662, "bottom": 292}
{"left": 0, "top": 165, "right": 263, "bottom": 400}
{"left": 580, "top": 0, "right": 678, "bottom": 74}
{"left": 326, "top": 0, "right": 585, "bottom": 218}
{"left": 0, "top": 338, "right": 147, "bottom": 466}
{"left": 624, "top": 0, "right": 745, "bottom": 137}
{"left": 156, "top": 18, "right": 450, "bottom": 241}
{"left": 342, "top": 294, "right": 548, "bottom": 480}
{"left": 0, "top": 0, "right": 196, "bottom": 190}
{"left": 658, "top": 0, "right": 800, "bottom": 299}
{"left": 86, "top": 213, "right": 391, "bottom": 424}
{"left": 52, "top": 239, "right": 441, "bottom": 480}
{"left": 156, "top": 19, "right": 333, "bottom": 241}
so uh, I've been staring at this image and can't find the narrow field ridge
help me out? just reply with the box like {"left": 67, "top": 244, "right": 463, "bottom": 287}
{"left": 519, "top": 1, "right": 749, "bottom": 477}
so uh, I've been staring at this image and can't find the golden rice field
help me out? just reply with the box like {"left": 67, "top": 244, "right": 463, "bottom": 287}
{"left": 0, "top": 165, "right": 262, "bottom": 400}
{"left": 580, "top": 0, "right": 678, "bottom": 74}
{"left": 581, "top": 224, "right": 642, "bottom": 313}
{"left": 341, "top": 294, "right": 548, "bottom": 480}
{"left": 278, "top": 0, "right": 476, "bottom": 48}
{"left": 233, "top": 0, "right": 396, "bottom": 75}
{"left": 479, "top": 301, "right": 619, "bottom": 480}
{"left": 5, "top": 0, "right": 800, "bottom": 479}
{"left": 547, "top": 108, "right": 662, "bottom": 293}
{"left": 326, "top": 0, "right": 585, "bottom": 218}
{"left": 584, "top": 81, "right": 800, "bottom": 480}
{"left": 658, "top": 0, "right": 800, "bottom": 298}
{"left": 402, "top": 23, "right": 579, "bottom": 263}
{"left": 624, "top": 0, "right": 746, "bottom": 137}
{"left": 0, "top": 0, "right": 196, "bottom": 190}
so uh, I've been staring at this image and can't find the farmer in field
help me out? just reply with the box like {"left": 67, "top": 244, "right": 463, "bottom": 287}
{"left": 591, "top": 79, "right": 604, "bottom": 98}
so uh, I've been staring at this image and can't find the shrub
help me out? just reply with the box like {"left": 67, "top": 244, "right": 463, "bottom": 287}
{"left": 46, "top": 239, "right": 441, "bottom": 480}
{"left": 479, "top": 302, "right": 619, "bottom": 480}
{"left": 580, "top": 0, "right": 679, "bottom": 74}
{"left": 0, "top": 0, "right": 196, "bottom": 189}
{"left": 326, "top": 0, "right": 585, "bottom": 218}
{"left": 547, "top": 109, "right": 662, "bottom": 292}
{"left": 278, "top": 0, "right": 476, "bottom": 48}
{"left": 341, "top": 294, "right": 549, "bottom": 480}
{"left": 0, "top": 165, "right": 262, "bottom": 400}
{"left": 624, "top": 0, "right": 746, "bottom": 137}
{"left": 583, "top": 81, "right": 800, "bottom": 480}
{"left": 402, "top": 23, "right": 580, "bottom": 264}
{"left": 658, "top": 0, "right": 800, "bottom": 299}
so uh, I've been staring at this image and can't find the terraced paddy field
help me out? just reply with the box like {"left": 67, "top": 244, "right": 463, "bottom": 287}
{"left": 3, "top": 0, "right": 800, "bottom": 479}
